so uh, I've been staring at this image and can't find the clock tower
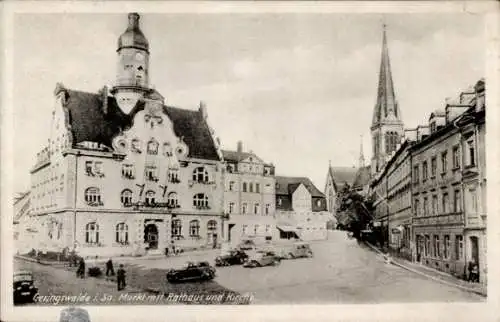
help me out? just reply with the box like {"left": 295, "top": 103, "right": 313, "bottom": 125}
{"left": 112, "top": 13, "right": 150, "bottom": 114}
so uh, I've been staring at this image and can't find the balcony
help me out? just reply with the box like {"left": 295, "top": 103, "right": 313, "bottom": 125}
{"left": 194, "top": 205, "right": 211, "bottom": 210}
{"left": 413, "top": 212, "right": 464, "bottom": 227}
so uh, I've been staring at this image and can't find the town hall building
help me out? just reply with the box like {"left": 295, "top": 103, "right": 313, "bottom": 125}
{"left": 27, "top": 13, "right": 225, "bottom": 257}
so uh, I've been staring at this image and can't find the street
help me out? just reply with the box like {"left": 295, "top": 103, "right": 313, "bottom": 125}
{"left": 14, "top": 231, "right": 484, "bottom": 305}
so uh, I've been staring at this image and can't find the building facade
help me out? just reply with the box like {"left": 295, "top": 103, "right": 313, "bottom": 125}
{"left": 222, "top": 142, "right": 278, "bottom": 246}
{"left": 275, "top": 176, "right": 329, "bottom": 241}
{"left": 27, "top": 13, "right": 225, "bottom": 258}
{"left": 385, "top": 141, "right": 413, "bottom": 260}
{"left": 457, "top": 79, "right": 486, "bottom": 283}
{"left": 324, "top": 165, "right": 358, "bottom": 217}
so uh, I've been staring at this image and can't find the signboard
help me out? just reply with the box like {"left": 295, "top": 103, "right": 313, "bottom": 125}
{"left": 125, "top": 202, "right": 174, "bottom": 209}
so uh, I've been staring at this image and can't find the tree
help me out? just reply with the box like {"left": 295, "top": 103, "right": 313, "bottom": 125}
{"left": 336, "top": 188, "right": 374, "bottom": 239}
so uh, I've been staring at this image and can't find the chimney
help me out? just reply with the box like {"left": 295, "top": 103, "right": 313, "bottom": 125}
{"left": 199, "top": 101, "right": 207, "bottom": 119}
{"left": 237, "top": 141, "right": 243, "bottom": 153}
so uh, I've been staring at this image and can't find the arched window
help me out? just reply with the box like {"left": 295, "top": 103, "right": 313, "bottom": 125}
{"left": 172, "top": 219, "right": 182, "bottom": 237}
{"left": 85, "top": 222, "right": 99, "bottom": 244}
{"left": 192, "top": 167, "right": 209, "bottom": 183}
{"left": 145, "top": 190, "right": 156, "bottom": 205}
{"left": 116, "top": 223, "right": 128, "bottom": 244}
{"left": 189, "top": 220, "right": 200, "bottom": 237}
{"left": 147, "top": 139, "right": 159, "bottom": 155}
{"left": 249, "top": 183, "right": 254, "bottom": 193}
{"left": 121, "top": 189, "right": 133, "bottom": 207}
{"left": 168, "top": 192, "right": 178, "bottom": 207}
{"left": 242, "top": 182, "right": 247, "bottom": 192}
{"left": 84, "top": 187, "right": 102, "bottom": 206}
{"left": 193, "top": 193, "right": 209, "bottom": 209}
{"left": 207, "top": 220, "right": 217, "bottom": 231}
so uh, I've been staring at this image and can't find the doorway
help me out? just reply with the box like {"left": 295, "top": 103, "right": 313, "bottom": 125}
{"left": 144, "top": 224, "right": 159, "bottom": 249}
{"left": 470, "top": 236, "right": 479, "bottom": 264}
{"left": 228, "top": 224, "right": 235, "bottom": 242}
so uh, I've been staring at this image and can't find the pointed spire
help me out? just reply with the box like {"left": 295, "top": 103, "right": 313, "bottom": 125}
{"left": 359, "top": 135, "right": 365, "bottom": 168}
{"left": 372, "top": 23, "right": 401, "bottom": 127}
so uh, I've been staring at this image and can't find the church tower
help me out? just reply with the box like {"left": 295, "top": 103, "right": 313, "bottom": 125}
{"left": 370, "top": 24, "right": 404, "bottom": 175}
{"left": 111, "top": 13, "right": 151, "bottom": 114}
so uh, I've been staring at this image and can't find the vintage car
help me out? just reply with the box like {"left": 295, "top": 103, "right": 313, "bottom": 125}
{"left": 215, "top": 249, "right": 249, "bottom": 266}
{"left": 282, "top": 242, "right": 314, "bottom": 259}
{"left": 243, "top": 250, "right": 281, "bottom": 268}
{"left": 237, "top": 239, "right": 256, "bottom": 251}
{"left": 13, "top": 271, "right": 38, "bottom": 304}
{"left": 166, "top": 261, "right": 216, "bottom": 283}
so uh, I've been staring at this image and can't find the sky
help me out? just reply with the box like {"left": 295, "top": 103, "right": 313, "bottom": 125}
{"left": 12, "top": 12, "right": 485, "bottom": 194}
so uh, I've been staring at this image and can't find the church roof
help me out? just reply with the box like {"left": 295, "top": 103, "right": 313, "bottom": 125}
{"left": 328, "top": 166, "right": 358, "bottom": 191}
{"left": 372, "top": 26, "right": 402, "bottom": 128}
{"left": 61, "top": 88, "right": 220, "bottom": 161}
{"left": 352, "top": 166, "right": 371, "bottom": 189}
{"left": 275, "top": 176, "right": 325, "bottom": 198}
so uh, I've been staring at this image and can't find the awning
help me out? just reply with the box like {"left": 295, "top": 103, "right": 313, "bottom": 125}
{"left": 277, "top": 225, "right": 299, "bottom": 233}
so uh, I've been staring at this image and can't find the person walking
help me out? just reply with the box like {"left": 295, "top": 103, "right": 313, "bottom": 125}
{"left": 467, "top": 259, "right": 477, "bottom": 282}
{"left": 117, "top": 264, "right": 126, "bottom": 291}
{"left": 77, "top": 258, "right": 86, "bottom": 279}
{"left": 105, "top": 259, "right": 115, "bottom": 277}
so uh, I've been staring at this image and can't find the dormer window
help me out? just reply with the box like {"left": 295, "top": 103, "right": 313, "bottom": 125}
{"left": 147, "top": 139, "right": 159, "bottom": 155}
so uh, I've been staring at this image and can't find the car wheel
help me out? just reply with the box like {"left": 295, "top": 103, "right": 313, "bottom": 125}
{"left": 288, "top": 253, "right": 295, "bottom": 259}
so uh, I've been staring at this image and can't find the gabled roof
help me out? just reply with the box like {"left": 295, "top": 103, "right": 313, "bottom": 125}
{"left": 221, "top": 150, "right": 262, "bottom": 163}
{"left": 275, "top": 176, "right": 324, "bottom": 198}
{"left": 327, "top": 166, "right": 358, "bottom": 191}
{"left": 61, "top": 88, "right": 220, "bottom": 161}
{"left": 352, "top": 166, "right": 371, "bottom": 189}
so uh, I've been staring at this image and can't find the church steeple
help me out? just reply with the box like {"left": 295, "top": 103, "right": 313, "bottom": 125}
{"left": 370, "top": 24, "right": 404, "bottom": 175}
{"left": 372, "top": 24, "right": 402, "bottom": 127}
{"left": 359, "top": 135, "right": 365, "bottom": 168}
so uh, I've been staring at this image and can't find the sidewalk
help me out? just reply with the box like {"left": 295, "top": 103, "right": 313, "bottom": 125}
{"left": 364, "top": 242, "right": 487, "bottom": 297}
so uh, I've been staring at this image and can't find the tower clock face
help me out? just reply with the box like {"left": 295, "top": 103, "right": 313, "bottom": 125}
{"left": 135, "top": 52, "right": 145, "bottom": 61}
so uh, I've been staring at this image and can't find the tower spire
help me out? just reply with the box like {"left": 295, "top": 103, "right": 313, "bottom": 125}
{"left": 371, "top": 23, "right": 401, "bottom": 127}
{"left": 359, "top": 135, "right": 365, "bottom": 168}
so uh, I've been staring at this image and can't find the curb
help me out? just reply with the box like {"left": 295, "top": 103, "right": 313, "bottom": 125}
{"left": 363, "top": 242, "right": 487, "bottom": 297}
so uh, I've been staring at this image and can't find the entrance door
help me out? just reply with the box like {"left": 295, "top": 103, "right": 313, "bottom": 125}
{"left": 144, "top": 224, "right": 159, "bottom": 249}
{"left": 470, "top": 236, "right": 479, "bottom": 264}
{"left": 228, "top": 224, "right": 235, "bottom": 242}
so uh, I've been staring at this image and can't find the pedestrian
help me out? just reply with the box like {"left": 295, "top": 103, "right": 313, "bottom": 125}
{"left": 117, "top": 264, "right": 126, "bottom": 291}
{"left": 467, "top": 259, "right": 476, "bottom": 282}
{"left": 471, "top": 262, "right": 479, "bottom": 283}
{"left": 78, "top": 258, "right": 86, "bottom": 279}
{"left": 105, "top": 259, "right": 115, "bottom": 277}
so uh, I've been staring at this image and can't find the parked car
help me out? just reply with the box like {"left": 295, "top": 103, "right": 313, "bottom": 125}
{"left": 283, "top": 242, "right": 313, "bottom": 259}
{"left": 13, "top": 271, "right": 38, "bottom": 304}
{"left": 237, "top": 239, "right": 256, "bottom": 251}
{"left": 215, "top": 249, "right": 249, "bottom": 266}
{"left": 166, "top": 261, "right": 216, "bottom": 283}
{"left": 243, "top": 251, "right": 281, "bottom": 268}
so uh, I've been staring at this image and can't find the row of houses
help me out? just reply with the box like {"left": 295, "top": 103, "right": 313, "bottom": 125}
{"left": 369, "top": 79, "right": 486, "bottom": 283}
{"left": 13, "top": 13, "right": 330, "bottom": 258}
